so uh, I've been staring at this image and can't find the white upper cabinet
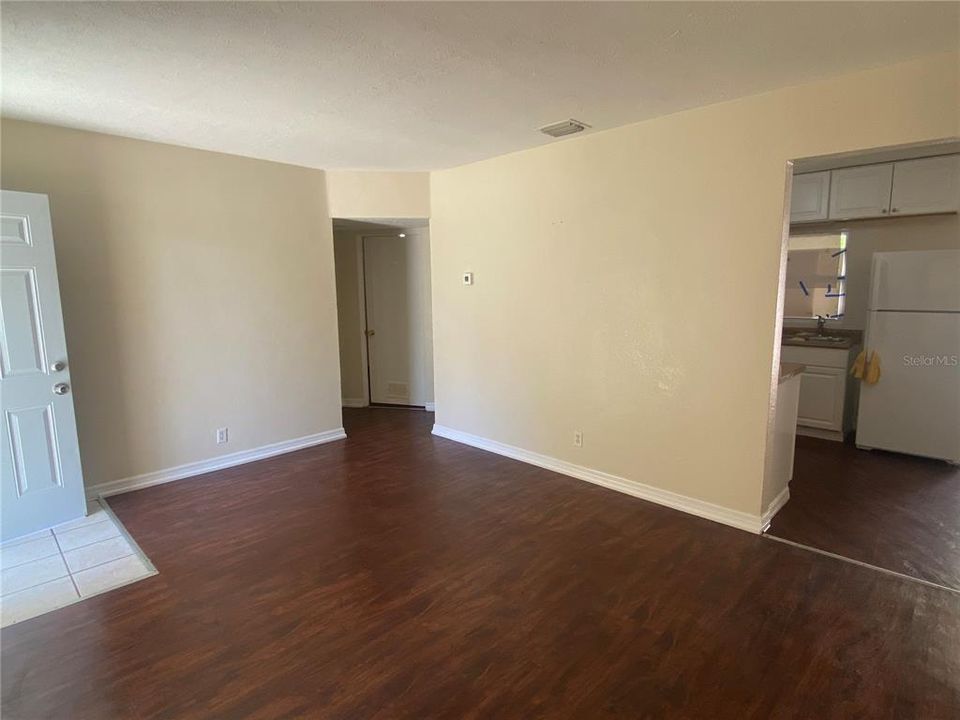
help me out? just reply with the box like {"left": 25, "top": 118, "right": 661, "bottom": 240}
{"left": 790, "top": 172, "right": 830, "bottom": 223}
{"left": 828, "top": 163, "right": 893, "bottom": 220}
{"left": 790, "top": 154, "right": 960, "bottom": 225}
{"left": 889, "top": 155, "right": 960, "bottom": 216}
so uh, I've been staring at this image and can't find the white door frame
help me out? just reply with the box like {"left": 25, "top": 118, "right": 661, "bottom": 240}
{"left": 353, "top": 234, "right": 371, "bottom": 406}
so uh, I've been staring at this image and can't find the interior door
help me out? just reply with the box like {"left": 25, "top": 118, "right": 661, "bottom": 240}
{"left": 364, "top": 235, "right": 415, "bottom": 405}
{"left": 1, "top": 190, "right": 87, "bottom": 541}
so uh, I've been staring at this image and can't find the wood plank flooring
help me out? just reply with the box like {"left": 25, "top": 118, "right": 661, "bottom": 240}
{"left": 767, "top": 435, "right": 960, "bottom": 590}
{"left": 2, "top": 409, "right": 958, "bottom": 719}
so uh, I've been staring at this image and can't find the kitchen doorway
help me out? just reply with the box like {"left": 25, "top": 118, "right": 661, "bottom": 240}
{"left": 762, "top": 140, "right": 960, "bottom": 591}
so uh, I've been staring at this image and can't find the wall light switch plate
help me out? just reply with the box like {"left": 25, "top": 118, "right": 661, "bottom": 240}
{"left": 216, "top": 427, "right": 229, "bottom": 444}
{"left": 462, "top": 272, "right": 473, "bottom": 286}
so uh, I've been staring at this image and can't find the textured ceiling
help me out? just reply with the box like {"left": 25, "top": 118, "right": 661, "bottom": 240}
{"left": 2, "top": 2, "right": 957, "bottom": 170}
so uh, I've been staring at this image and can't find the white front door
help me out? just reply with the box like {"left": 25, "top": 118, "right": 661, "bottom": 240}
{"left": 1, "top": 190, "right": 87, "bottom": 542}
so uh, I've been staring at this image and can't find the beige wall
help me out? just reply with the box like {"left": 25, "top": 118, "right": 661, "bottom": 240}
{"left": 0, "top": 120, "right": 343, "bottom": 488}
{"left": 789, "top": 213, "right": 960, "bottom": 330}
{"left": 430, "top": 52, "right": 958, "bottom": 518}
{"left": 326, "top": 170, "right": 430, "bottom": 219}
{"left": 333, "top": 230, "right": 366, "bottom": 402}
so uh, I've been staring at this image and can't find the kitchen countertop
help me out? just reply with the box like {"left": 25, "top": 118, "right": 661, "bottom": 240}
{"left": 779, "top": 362, "right": 806, "bottom": 383}
{"left": 781, "top": 328, "right": 862, "bottom": 350}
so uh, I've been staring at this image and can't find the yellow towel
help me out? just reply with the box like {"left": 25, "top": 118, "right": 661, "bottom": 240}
{"left": 852, "top": 350, "right": 881, "bottom": 384}
{"left": 865, "top": 351, "right": 881, "bottom": 385}
{"left": 851, "top": 350, "right": 866, "bottom": 379}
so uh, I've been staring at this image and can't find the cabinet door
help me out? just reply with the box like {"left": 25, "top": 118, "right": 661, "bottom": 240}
{"left": 890, "top": 155, "right": 960, "bottom": 216}
{"left": 796, "top": 365, "right": 845, "bottom": 431}
{"left": 790, "top": 172, "right": 831, "bottom": 223}
{"left": 829, "top": 163, "right": 893, "bottom": 220}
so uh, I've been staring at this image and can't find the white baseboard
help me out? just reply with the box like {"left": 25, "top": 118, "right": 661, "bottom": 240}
{"left": 760, "top": 486, "right": 790, "bottom": 531}
{"left": 342, "top": 398, "right": 368, "bottom": 408}
{"left": 796, "top": 426, "right": 843, "bottom": 442}
{"left": 424, "top": 402, "right": 436, "bottom": 412}
{"left": 432, "top": 425, "right": 765, "bottom": 534}
{"left": 87, "top": 428, "right": 347, "bottom": 499}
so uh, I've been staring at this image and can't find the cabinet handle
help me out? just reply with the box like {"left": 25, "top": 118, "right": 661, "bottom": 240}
{"left": 881, "top": 208, "right": 888, "bottom": 214}
{"left": 891, "top": 208, "right": 898, "bottom": 213}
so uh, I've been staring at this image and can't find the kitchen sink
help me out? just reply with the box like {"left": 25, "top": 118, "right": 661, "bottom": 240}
{"left": 785, "top": 334, "right": 847, "bottom": 343}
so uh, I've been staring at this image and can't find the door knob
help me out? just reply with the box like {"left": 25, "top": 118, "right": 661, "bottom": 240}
{"left": 53, "top": 383, "right": 70, "bottom": 395}
{"left": 51, "top": 360, "right": 67, "bottom": 372}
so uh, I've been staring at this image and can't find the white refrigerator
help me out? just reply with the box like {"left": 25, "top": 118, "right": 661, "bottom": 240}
{"left": 856, "top": 250, "right": 960, "bottom": 463}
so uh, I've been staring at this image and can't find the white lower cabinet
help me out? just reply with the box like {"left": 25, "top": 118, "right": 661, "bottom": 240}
{"left": 796, "top": 366, "right": 845, "bottom": 430}
{"left": 780, "top": 345, "right": 859, "bottom": 441}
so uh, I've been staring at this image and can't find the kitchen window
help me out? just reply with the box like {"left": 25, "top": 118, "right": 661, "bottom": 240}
{"left": 783, "top": 232, "right": 847, "bottom": 320}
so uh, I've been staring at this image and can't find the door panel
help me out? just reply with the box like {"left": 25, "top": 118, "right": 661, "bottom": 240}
{"left": 796, "top": 366, "right": 844, "bottom": 430}
{"left": 829, "top": 163, "right": 893, "bottom": 219}
{"left": 1, "top": 190, "right": 86, "bottom": 541}
{"left": 868, "top": 250, "right": 960, "bottom": 312}
{"left": 1, "top": 268, "right": 47, "bottom": 377}
{"left": 789, "top": 172, "right": 830, "bottom": 223}
{"left": 6, "top": 405, "right": 63, "bottom": 495}
{"left": 890, "top": 155, "right": 960, "bottom": 217}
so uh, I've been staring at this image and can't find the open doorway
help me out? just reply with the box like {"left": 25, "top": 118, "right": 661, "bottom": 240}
{"left": 332, "top": 218, "right": 434, "bottom": 411}
{"left": 762, "top": 140, "right": 960, "bottom": 590}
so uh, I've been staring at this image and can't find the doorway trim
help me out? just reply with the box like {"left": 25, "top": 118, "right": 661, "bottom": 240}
{"left": 759, "top": 160, "right": 795, "bottom": 527}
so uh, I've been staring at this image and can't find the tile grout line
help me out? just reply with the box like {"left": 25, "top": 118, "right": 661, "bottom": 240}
{"left": 0, "top": 559, "right": 70, "bottom": 599}
{"left": 2, "top": 511, "right": 113, "bottom": 550}
{"left": 0, "top": 549, "right": 62, "bottom": 572}
{"left": 49, "top": 530, "right": 82, "bottom": 599}
{"left": 68, "top": 553, "right": 138, "bottom": 588}
{"left": 2, "top": 516, "right": 115, "bottom": 571}
{"left": 0, "top": 530, "right": 54, "bottom": 552}
{"left": 56, "top": 530, "right": 124, "bottom": 556}
{"left": 1, "top": 502, "right": 157, "bottom": 629}
{"left": 0, "top": 535, "right": 137, "bottom": 599}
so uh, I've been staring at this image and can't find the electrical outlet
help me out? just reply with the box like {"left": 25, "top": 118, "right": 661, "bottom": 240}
{"left": 462, "top": 271, "right": 474, "bottom": 286}
{"left": 216, "top": 427, "right": 229, "bottom": 444}
{"left": 573, "top": 430, "right": 583, "bottom": 448}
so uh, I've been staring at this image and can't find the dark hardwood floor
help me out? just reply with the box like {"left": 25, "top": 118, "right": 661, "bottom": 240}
{"left": 767, "top": 435, "right": 960, "bottom": 590}
{"left": 2, "top": 409, "right": 958, "bottom": 719}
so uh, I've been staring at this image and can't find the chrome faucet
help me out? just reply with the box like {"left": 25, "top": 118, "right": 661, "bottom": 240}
{"left": 816, "top": 315, "right": 828, "bottom": 336}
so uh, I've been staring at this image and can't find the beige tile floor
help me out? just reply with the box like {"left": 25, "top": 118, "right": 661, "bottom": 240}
{"left": 0, "top": 499, "right": 156, "bottom": 628}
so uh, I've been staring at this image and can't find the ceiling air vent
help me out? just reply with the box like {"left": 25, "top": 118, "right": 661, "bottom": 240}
{"left": 539, "top": 119, "right": 590, "bottom": 138}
